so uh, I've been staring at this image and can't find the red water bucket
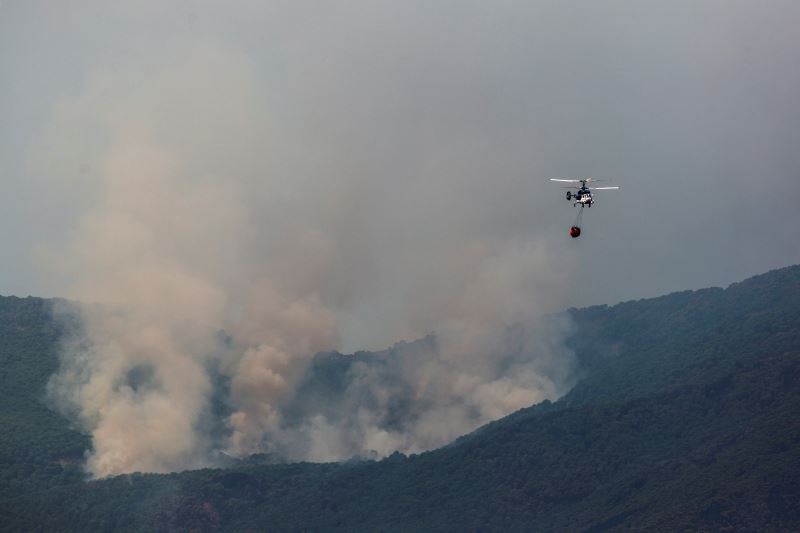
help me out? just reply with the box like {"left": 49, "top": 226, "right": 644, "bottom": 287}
{"left": 569, "top": 226, "right": 581, "bottom": 238}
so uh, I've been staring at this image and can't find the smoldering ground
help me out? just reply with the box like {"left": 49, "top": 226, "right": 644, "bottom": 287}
{"left": 274, "top": 319, "right": 575, "bottom": 463}
{"left": 50, "top": 306, "right": 575, "bottom": 471}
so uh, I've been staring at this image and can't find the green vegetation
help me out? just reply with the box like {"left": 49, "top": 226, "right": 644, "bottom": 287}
{"left": 0, "top": 266, "right": 799, "bottom": 531}
{"left": 0, "top": 297, "right": 88, "bottom": 503}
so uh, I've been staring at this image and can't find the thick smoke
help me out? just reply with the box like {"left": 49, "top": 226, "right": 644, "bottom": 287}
{"left": 40, "top": 11, "right": 577, "bottom": 477}
{"left": 273, "top": 317, "right": 575, "bottom": 462}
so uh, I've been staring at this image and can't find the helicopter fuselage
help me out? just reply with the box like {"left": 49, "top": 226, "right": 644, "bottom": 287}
{"left": 566, "top": 187, "right": 593, "bottom": 207}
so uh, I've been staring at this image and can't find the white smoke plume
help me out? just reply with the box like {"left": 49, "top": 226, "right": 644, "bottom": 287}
{"left": 37, "top": 5, "right": 579, "bottom": 477}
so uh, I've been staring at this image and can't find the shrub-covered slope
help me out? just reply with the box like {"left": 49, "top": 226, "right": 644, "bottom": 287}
{"left": 1, "top": 266, "right": 799, "bottom": 531}
{"left": 0, "top": 297, "right": 87, "bottom": 501}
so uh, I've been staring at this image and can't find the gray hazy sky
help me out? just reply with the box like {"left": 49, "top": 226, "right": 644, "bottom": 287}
{"left": 2, "top": 0, "right": 799, "bottom": 329}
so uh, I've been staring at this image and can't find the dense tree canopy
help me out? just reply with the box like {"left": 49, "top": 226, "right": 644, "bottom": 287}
{"left": 0, "top": 266, "right": 798, "bottom": 531}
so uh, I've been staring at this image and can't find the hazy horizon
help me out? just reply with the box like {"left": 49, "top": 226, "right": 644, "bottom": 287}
{"left": 2, "top": 2, "right": 799, "bottom": 320}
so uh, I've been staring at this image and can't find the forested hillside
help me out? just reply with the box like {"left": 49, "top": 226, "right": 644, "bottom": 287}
{"left": 0, "top": 297, "right": 87, "bottom": 501}
{"left": 1, "top": 266, "right": 798, "bottom": 531}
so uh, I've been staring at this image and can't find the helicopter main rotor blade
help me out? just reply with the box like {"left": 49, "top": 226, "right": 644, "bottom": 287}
{"left": 549, "top": 178, "right": 582, "bottom": 182}
{"left": 590, "top": 186, "right": 620, "bottom": 190}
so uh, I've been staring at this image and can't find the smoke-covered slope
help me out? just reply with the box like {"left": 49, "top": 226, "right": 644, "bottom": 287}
{"left": 1, "top": 265, "right": 799, "bottom": 531}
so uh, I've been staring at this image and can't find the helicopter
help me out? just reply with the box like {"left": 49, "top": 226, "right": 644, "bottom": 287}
{"left": 549, "top": 178, "right": 619, "bottom": 208}
{"left": 550, "top": 178, "right": 621, "bottom": 238}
